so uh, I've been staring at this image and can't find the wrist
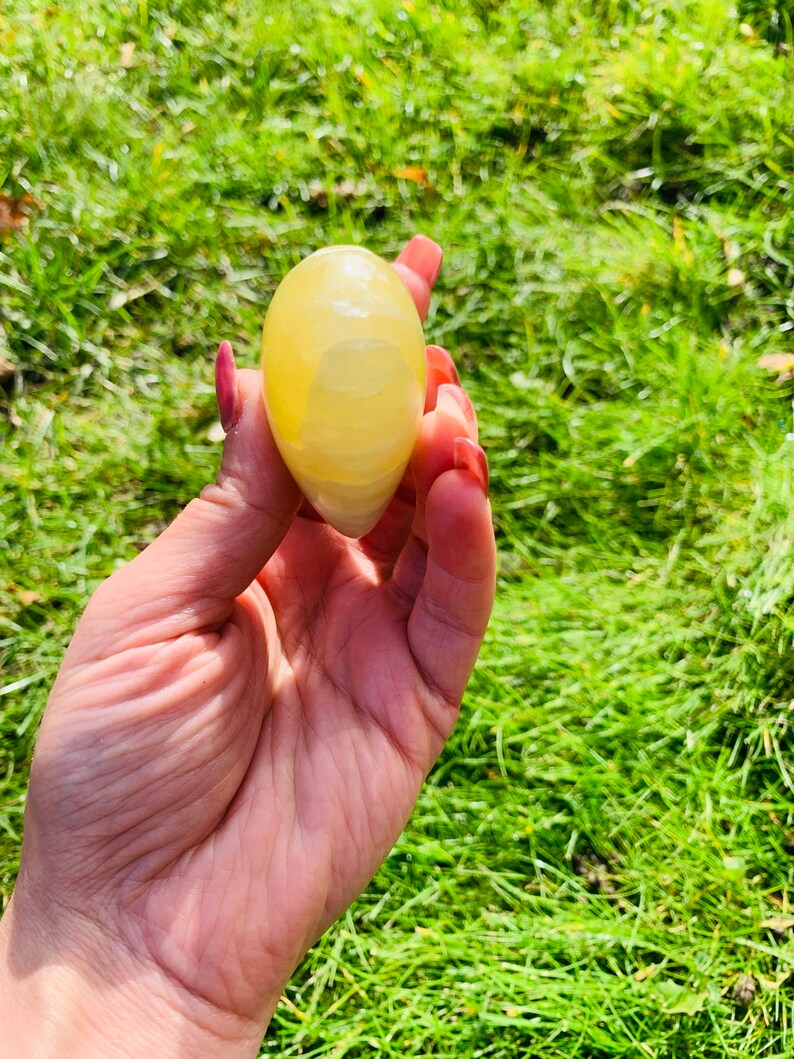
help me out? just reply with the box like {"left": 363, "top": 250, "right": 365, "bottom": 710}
{"left": 0, "top": 890, "right": 270, "bottom": 1059}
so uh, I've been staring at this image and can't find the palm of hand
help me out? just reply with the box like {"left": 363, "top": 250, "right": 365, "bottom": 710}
{"left": 24, "top": 355, "right": 493, "bottom": 1026}
{"left": 143, "top": 521, "right": 452, "bottom": 1020}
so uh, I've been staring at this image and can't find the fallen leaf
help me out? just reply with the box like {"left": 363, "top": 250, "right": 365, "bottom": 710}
{"left": 307, "top": 180, "right": 371, "bottom": 208}
{"left": 732, "top": 975, "right": 756, "bottom": 1005}
{"left": 573, "top": 853, "right": 617, "bottom": 894}
{"left": 393, "top": 165, "right": 429, "bottom": 187}
{"left": 108, "top": 271, "right": 176, "bottom": 310}
{"left": 634, "top": 964, "right": 658, "bottom": 982}
{"left": 653, "top": 980, "right": 709, "bottom": 1016}
{"left": 572, "top": 852, "right": 631, "bottom": 911}
{"left": 0, "top": 193, "right": 36, "bottom": 232}
{"left": 120, "top": 41, "right": 136, "bottom": 68}
{"left": 17, "top": 590, "right": 41, "bottom": 606}
{"left": 0, "top": 354, "right": 15, "bottom": 388}
{"left": 759, "top": 970, "right": 792, "bottom": 991}
{"left": 758, "top": 354, "right": 794, "bottom": 373}
{"left": 307, "top": 182, "right": 328, "bottom": 208}
{"left": 760, "top": 915, "right": 794, "bottom": 932}
{"left": 722, "top": 238, "right": 740, "bottom": 263}
{"left": 333, "top": 179, "right": 368, "bottom": 200}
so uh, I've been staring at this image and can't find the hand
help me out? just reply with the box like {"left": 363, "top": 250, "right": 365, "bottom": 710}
{"left": 0, "top": 236, "right": 496, "bottom": 1058}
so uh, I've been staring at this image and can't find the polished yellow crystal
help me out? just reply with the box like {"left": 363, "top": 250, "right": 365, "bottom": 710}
{"left": 261, "top": 245, "right": 426, "bottom": 538}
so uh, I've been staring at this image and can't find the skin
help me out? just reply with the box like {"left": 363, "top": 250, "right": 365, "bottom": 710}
{"left": 0, "top": 237, "right": 496, "bottom": 1058}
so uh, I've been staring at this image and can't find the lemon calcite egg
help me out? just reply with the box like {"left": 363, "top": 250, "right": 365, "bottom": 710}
{"left": 261, "top": 245, "right": 426, "bottom": 538}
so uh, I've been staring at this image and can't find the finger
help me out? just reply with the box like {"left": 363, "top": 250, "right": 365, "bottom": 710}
{"left": 407, "top": 463, "right": 495, "bottom": 713}
{"left": 386, "top": 383, "right": 479, "bottom": 605}
{"left": 103, "top": 343, "right": 301, "bottom": 627}
{"left": 392, "top": 235, "right": 443, "bottom": 322}
{"left": 358, "top": 347, "right": 463, "bottom": 572}
{"left": 411, "top": 383, "right": 478, "bottom": 542}
{"left": 424, "top": 345, "right": 461, "bottom": 413}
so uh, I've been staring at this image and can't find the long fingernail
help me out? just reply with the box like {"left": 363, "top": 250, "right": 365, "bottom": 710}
{"left": 453, "top": 437, "right": 489, "bottom": 496}
{"left": 424, "top": 346, "right": 462, "bottom": 412}
{"left": 426, "top": 344, "right": 461, "bottom": 386}
{"left": 436, "top": 383, "right": 478, "bottom": 440}
{"left": 215, "top": 340, "right": 239, "bottom": 432}
{"left": 396, "top": 235, "right": 443, "bottom": 287}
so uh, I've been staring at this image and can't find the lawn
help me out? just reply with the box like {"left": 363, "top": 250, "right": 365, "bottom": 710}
{"left": 2, "top": 0, "right": 794, "bottom": 1055}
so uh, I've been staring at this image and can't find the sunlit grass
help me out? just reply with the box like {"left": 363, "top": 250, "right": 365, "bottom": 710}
{"left": 2, "top": 0, "right": 794, "bottom": 1054}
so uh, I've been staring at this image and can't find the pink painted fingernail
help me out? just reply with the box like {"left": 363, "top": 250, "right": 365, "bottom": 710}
{"left": 425, "top": 346, "right": 462, "bottom": 412}
{"left": 426, "top": 344, "right": 461, "bottom": 386}
{"left": 396, "top": 235, "right": 443, "bottom": 287}
{"left": 215, "top": 340, "right": 239, "bottom": 432}
{"left": 454, "top": 437, "right": 489, "bottom": 497}
{"left": 436, "top": 383, "right": 478, "bottom": 440}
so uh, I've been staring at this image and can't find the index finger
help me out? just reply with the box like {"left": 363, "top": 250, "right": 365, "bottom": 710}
{"left": 392, "top": 235, "right": 443, "bottom": 322}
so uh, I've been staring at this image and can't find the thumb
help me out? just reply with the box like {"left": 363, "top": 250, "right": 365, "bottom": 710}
{"left": 109, "top": 342, "right": 301, "bottom": 627}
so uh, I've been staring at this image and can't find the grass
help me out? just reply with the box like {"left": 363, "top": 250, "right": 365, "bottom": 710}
{"left": 2, "top": 0, "right": 794, "bottom": 1054}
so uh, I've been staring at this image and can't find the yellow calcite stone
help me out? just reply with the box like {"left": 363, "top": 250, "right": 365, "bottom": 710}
{"left": 261, "top": 245, "right": 426, "bottom": 538}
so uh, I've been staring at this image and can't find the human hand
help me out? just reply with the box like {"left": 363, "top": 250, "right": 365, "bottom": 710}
{"left": 0, "top": 236, "right": 496, "bottom": 1058}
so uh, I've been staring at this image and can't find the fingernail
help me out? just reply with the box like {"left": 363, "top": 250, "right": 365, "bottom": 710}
{"left": 215, "top": 340, "right": 239, "bottom": 432}
{"left": 426, "top": 344, "right": 461, "bottom": 386}
{"left": 396, "top": 235, "right": 443, "bottom": 287}
{"left": 424, "top": 346, "right": 462, "bottom": 412}
{"left": 436, "top": 383, "right": 478, "bottom": 440}
{"left": 393, "top": 264, "right": 431, "bottom": 323}
{"left": 453, "top": 437, "right": 489, "bottom": 497}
